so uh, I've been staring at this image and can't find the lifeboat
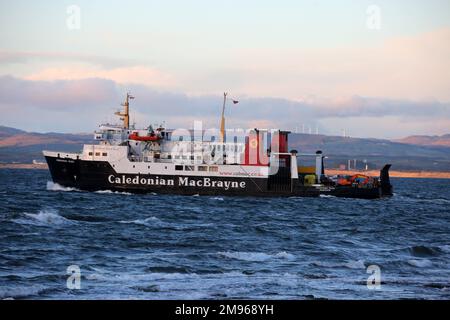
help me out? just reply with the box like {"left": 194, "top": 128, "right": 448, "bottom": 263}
{"left": 349, "top": 174, "right": 370, "bottom": 185}
{"left": 128, "top": 132, "right": 161, "bottom": 142}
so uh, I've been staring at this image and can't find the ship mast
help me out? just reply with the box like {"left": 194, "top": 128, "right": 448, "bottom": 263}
{"left": 219, "top": 92, "right": 227, "bottom": 143}
{"left": 115, "top": 93, "right": 134, "bottom": 129}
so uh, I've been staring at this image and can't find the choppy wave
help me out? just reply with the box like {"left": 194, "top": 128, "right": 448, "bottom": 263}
{"left": 145, "top": 266, "right": 191, "bottom": 274}
{"left": 132, "top": 284, "right": 160, "bottom": 292}
{"left": 397, "top": 194, "right": 450, "bottom": 204}
{"left": 95, "top": 190, "right": 132, "bottom": 195}
{"left": 13, "top": 209, "right": 72, "bottom": 227}
{"left": 407, "top": 259, "right": 433, "bottom": 268}
{"left": 408, "top": 245, "right": 443, "bottom": 257}
{"left": 312, "top": 259, "right": 366, "bottom": 269}
{"left": 119, "top": 216, "right": 161, "bottom": 226}
{"left": 3, "top": 171, "right": 450, "bottom": 299}
{"left": 46, "top": 181, "right": 79, "bottom": 192}
{"left": 423, "top": 282, "right": 450, "bottom": 290}
{"left": 218, "top": 251, "right": 295, "bottom": 262}
{"left": 86, "top": 270, "right": 203, "bottom": 282}
{"left": 63, "top": 213, "right": 110, "bottom": 223}
{"left": 0, "top": 285, "right": 47, "bottom": 299}
{"left": 118, "top": 217, "right": 215, "bottom": 231}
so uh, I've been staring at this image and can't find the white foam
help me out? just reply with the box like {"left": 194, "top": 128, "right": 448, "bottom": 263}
{"left": 344, "top": 259, "right": 366, "bottom": 269}
{"left": 274, "top": 251, "right": 296, "bottom": 260}
{"left": 312, "top": 259, "right": 366, "bottom": 269}
{"left": 71, "top": 269, "right": 311, "bottom": 299}
{"left": 95, "top": 190, "right": 114, "bottom": 194}
{"left": 118, "top": 217, "right": 214, "bottom": 231}
{"left": 407, "top": 259, "right": 433, "bottom": 268}
{"left": 95, "top": 190, "right": 132, "bottom": 195}
{"left": 218, "top": 251, "right": 295, "bottom": 262}
{"left": 86, "top": 270, "right": 201, "bottom": 282}
{"left": 119, "top": 216, "right": 161, "bottom": 226}
{"left": 46, "top": 181, "right": 79, "bottom": 192}
{"left": 14, "top": 209, "right": 71, "bottom": 227}
{"left": 211, "top": 197, "right": 224, "bottom": 201}
{"left": 0, "top": 285, "right": 46, "bottom": 299}
{"left": 319, "top": 194, "right": 336, "bottom": 198}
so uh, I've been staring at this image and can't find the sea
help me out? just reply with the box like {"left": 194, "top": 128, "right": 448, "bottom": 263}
{"left": 0, "top": 168, "right": 449, "bottom": 300}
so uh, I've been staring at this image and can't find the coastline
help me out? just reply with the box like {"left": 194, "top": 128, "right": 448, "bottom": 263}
{"left": 326, "top": 169, "right": 450, "bottom": 179}
{"left": 0, "top": 163, "right": 48, "bottom": 170}
{"left": 1, "top": 163, "right": 450, "bottom": 179}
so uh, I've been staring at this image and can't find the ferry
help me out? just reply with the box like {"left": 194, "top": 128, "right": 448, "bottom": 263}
{"left": 43, "top": 93, "right": 393, "bottom": 199}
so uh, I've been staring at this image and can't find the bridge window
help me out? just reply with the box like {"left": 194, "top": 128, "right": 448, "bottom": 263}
{"left": 102, "top": 152, "right": 107, "bottom": 156}
{"left": 175, "top": 165, "right": 183, "bottom": 171}
{"left": 185, "top": 165, "right": 194, "bottom": 171}
{"left": 88, "top": 152, "right": 93, "bottom": 156}
{"left": 198, "top": 166, "right": 207, "bottom": 171}
{"left": 95, "top": 152, "right": 100, "bottom": 156}
{"left": 209, "top": 166, "right": 218, "bottom": 172}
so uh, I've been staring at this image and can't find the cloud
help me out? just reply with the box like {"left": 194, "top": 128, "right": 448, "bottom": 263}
{"left": 0, "top": 50, "right": 139, "bottom": 69}
{"left": 0, "top": 51, "right": 176, "bottom": 89}
{"left": 3, "top": 28, "right": 450, "bottom": 102}
{"left": 0, "top": 75, "right": 119, "bottom": 110}
{"left": 193, "top": 27, "right": 450, "bottom": 101}
{"left": 299, "top": 96, "right": 450, "bottom": 118}
{"left": 2, "top": 27, "right": 449, "bottom": 103}
{"left": 24, "top": 65, "right": 176, "bottom": 88}
{"left": 0, "top": 75, "right": 449, "bottom": 137}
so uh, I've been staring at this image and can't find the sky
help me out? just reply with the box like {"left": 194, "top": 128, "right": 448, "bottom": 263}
{"left": 0, "top": 0, "right": 449, "bottom": 138}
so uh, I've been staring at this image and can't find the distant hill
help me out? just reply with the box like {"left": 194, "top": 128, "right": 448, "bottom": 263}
{"left": 394, "top": 134, "right": 450, "bottom": 147}
{"left": 0, "top": 126, "right": 91, "bottom": 163}
{"left": 0, "top": 126, "right": 26, "bottom": 138}
{"left": 0, "top": 125, "right": 449, "bottom": 172}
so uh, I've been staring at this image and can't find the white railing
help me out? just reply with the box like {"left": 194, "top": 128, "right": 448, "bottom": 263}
{"left": 42, "top": 150, "right": 81, "bottom": 159}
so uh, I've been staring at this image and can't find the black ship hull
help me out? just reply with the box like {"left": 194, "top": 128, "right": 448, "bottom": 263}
{"left": 45, "top": 156, "right": 393, "bottom": 199}
{"left": 320, "top": 185, "right": 383, "bottom": 199}
{"left": 45, "top": 156, "right": 319, "bottom": 197}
